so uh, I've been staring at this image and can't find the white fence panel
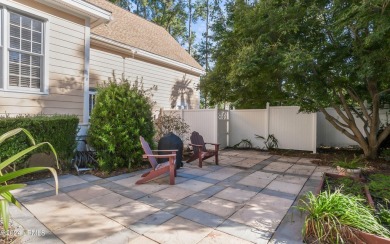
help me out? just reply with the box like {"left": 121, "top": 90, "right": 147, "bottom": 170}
{"left": 183, "top": 109, "right": 216, "bottom": 146}
{"left": 269, "top": 107, "right": 315, "bottom": 151}
{"left": 229, "top": 109, "right": 267, "bottom": 148}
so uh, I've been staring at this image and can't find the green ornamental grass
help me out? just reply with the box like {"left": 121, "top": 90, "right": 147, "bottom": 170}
{"left": 297, "top": 190, "right": 390, "bottom": 243}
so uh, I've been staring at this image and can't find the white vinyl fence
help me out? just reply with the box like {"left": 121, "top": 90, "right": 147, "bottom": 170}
{"left": 164, "top": 105, "right": 389, "bottom": 153}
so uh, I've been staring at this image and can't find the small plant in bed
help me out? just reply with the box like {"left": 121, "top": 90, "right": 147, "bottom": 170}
{"left": 297, "top": 190, "right": 390, "bottom": 243}
{"left": 325, "top": 177, "right": 365, "bottom": 198}
{"left": 376, "top": 204, "right": 390, "bottom": 230}
{"left": 368, "top": 173, "right": 390, "bottom": 205}
{"left": 334, "top": 156, "right": 365, "bottom": 176}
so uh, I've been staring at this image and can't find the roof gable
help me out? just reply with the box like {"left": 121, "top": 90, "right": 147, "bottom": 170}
{"left": 85, "top": 0, "right": 203, "bottom": 70}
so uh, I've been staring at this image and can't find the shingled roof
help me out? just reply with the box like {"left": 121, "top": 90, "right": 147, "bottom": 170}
{"left": 85, "top": 0, "right": 203, "bottom": 70}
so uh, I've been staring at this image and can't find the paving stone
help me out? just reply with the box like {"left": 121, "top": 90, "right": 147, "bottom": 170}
{"left": 262, "top": 162, "right": 293, "bottom": 173}
{"left": 203, "top": 167, "right": 243, "bottom": 181}
{"left": 229, "top": 204, "right": 287, "bottom": 233}
{"left": 151, "top": 186, "right": 195, "bottom": 202}
{"left": 67, "top": 185, "right": 112, "bottom": 202}
{"left": 175, "top": 179, "right": 213, "bottom": 192}
{"left": 178, "top": 192, "right": 210, "bottom": 206}
{"left": 21, "top": 231, "right": 64, "bottom": 244}
{"left": 53, "top": 215, "right": 124, "bottom": 244}
{"left": 17, "top": 190, "right": 57, "bottom": 202}
{"left": 94, "top": 229, "right": 139, "bottom": 243}
{"left": 285, "top": 165, "right": 316, "bottom": 176}
{"left": 99, "top": 181, "right": 130, "bottom": 192}
{"left": 217, "top": 219, "right": 271, "bottom": 244}
{"left": 59, "top": 182, "right": 93, "bottom": 193}
{"left": 78, "top": 174, "right": 102, "bottom": 182}
{"left": 275, "top": 175, "right": 308, "bottom": 185}
{"left": 214, "top": 187, "right": 257, "bottom": 203}
{"left": 138, "top": 195, "right": 176, "bottom": 209}
{"left": 238, "top": 171, "right": 278, "bottom": 188}
{"left": 199, "top": 185, "right": 225, "bottom": 197}
{"left": 246, "top": 192, "right": 295, "bottom": 211}
{"left": 163, "top": 203, "right": 189, "bottom": 215}
{"left": 129, "top": 211, "right": 175, "bottom": 234}
{"left": 233, "top": 158, "right": 262, "bottom": 168}
{"left": 193, "top": 196, "right": 243, "bottom": 218}
{"left": 82, "top": 192, "right": 133, "bottom": 212}
{"left": 106, "top": 173, "right": 139, "bottom": 182}
{"left": 91, "top": 179, "right": 111, "bottom": 185}
{"left": 105, "top": 200, "right": 160, "bottom": 226}
{"left": 112, "top": 175, "right": 141, "bottom": 187}
{"left": 152, "top": 176, "right": 189, "bottom": 184}
{"left": 198, "top": 230, "right": 253, "bottom": 244}
{"left": 179, "top": 207, "right": 225, "bottom": 228}
{"left": 128, "top": 235, "right": 158, "bottom": 244}
{"left": 13, "top": 183, "right": 54, "bottom": 198}
{"left": 180, "top": 168, "right": 211, "bottom": 176}
{"left": 277, "top": 157, "right": 300, "bottom": 163}
{"left": 46, "top": 174, "right": 88, "bottom": 188}
{"left": 132, "top": 183, "right": 170, "bottom": 194}
{"left": 144, "top": 216, "right": 213, "bottom": 244}
{"left": 266, "top": 181, "right": 303, "bottom": 195}
{"left": 296, "top": 158, "right": 316, "bottom": 165}
{"left": 110, "top": 187, "right": 148, "bottom": 200}
{"left": 193, "top": 176, "right": 220, "bottom": 184}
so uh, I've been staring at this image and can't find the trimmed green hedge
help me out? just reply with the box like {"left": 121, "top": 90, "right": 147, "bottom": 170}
{"left": 0, "top": 115, "right": 79, "bottom": 166}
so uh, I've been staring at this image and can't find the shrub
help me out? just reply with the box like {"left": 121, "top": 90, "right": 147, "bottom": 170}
{"left": 368, "top": 174, "right": 390, "bottom": 201}
{"left": 88, "top": 77, "right": 155, "bottom": 171}
{"left": 0, "top": 115, "right": 79, "bottom": 167}
{"left": 154, "top": 109, "right": 190, "bottom": 142}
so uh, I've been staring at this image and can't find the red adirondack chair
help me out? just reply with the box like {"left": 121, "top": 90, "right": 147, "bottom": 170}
{"left": 186, "top": 131, "right": 219, "bottom": 168}
{"left": 136, "top": 136, "right": 177, "bottom": 185}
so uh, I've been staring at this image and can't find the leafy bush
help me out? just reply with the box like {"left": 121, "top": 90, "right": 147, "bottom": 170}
{"left": 376, "top": 204, "right": 390, "bottom": 230}
{"left": 297, "top": 190, "right": 390, "bottom": 243}
{"left": 88, "top": 78, "right": 155, "bottom": 171}
{"left": 0, "top": 115, "right": 79, "bottom": 167}
{"left": 0, "top": 128, "right": 58, "bottom": 231}
{"left": 154, "top": 109, "right": 190, "bottom": 142}
{"left": 255, "top": 134, "right": 279, "bottom": 149}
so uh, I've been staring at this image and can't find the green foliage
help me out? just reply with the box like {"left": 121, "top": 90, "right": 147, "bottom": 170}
{"left": 377, "top": 204, "right": 390, "bottom": 230}
{"left": 201, "top": 0, "right": 390, "bottom": 159}
{"left": 232, "top": 139, "right": 252, "bottom": 149}
{"left": 297, "top": 190, "right": 390, "bottom": 243}
{"left": 0, "top": 115, "right": 79, "bottom": 167}
{"left": 154, "top": 110, "right": 190, "bottom": 142}
{"left": 255, "top": 134, "right": 279, "bottom": 150}
{"left": 88, "top": 77, "right": 155, "bottom": 172}
{"left": 369, "top": 174, "right": 390, "bottom": 201}
{"left": 381, "top": 149, "right": 390, "bottom": 161}
{"left": 0, "top": 128, "right": 58, "bottom": 231}
{"left": 333, "top": 156, "right": 364, "bottom": 169}
{"left": 325, "top": 177, "right": 364, "bottom": 198}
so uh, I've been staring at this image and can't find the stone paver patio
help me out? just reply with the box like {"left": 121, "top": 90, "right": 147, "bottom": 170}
{"left": 9, "top": 150, "right": 337, "bottom": 243}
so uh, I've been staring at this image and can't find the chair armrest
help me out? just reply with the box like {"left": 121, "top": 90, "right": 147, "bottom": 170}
{"left": 189, "top": 143, "right": 204, "bottom": 148}
{"left": 143, "top": 154, "right": 176, "bottom": 159}
{"left": 205, "top": 143, "right": 220, "bottom": 146}
{"left": 151, "top": 149, "right": 178, "bottom": 152}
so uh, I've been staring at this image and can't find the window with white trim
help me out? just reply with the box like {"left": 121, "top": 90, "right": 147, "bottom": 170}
{"left": 8, "top": 12, "right": 43, "bottom": 90}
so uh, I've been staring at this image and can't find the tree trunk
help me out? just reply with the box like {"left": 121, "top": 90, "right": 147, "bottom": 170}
{"left": 205, "top": 0, "right": 209, "bottom": 71}
{"left": 188, "top": 0, "right": 192, "bottom": 54}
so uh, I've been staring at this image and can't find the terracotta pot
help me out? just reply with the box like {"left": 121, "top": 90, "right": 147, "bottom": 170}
{"left": 354, "top": 230, "right": 390, "bottom": 244}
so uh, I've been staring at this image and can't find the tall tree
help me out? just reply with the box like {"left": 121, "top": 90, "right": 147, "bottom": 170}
{"left": 203, "top": 0, "right": 390, "bottom": 159}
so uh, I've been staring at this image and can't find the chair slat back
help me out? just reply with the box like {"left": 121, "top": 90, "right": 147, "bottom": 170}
{"left": 140, "top": 136, "right": 158, "bottom": 169}
{"left": 190, "top": 131, "right": 207, "bottom": 154}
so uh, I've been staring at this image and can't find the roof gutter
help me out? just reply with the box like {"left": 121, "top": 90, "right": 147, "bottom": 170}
{"left": 35, "top": 0, "right": 112, "bottom": 27}
{"left": 91, "top": 34, "right": 204, "bottom": 76}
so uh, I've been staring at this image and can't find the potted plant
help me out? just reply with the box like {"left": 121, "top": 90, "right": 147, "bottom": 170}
{"left": 334, "top": 156, "right": 365, "bottom": 177}
{"left": 0, "top": 128, "right": 58, "bottom": 242}
{"left": 297, "top": 190, "right": 390, "bottom": 243}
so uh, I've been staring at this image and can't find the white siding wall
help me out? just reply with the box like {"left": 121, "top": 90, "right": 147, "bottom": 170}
{"left": 0, "top": 1, "right": 85, "bottom": 121}
{"left": 89, "top": 47, "right": 201, "bottom": 110}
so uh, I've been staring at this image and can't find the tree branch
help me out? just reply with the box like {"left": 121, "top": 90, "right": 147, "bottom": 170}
{"left": 350, "top": 106, "right": 370, "bottom": 136}
{"left": 320, "top": 108, "right": 357, "bottom": 141}
{"left": 346, "top": 88, "right": 372, "bottom": 125}
{"left": 378, "top": 125, "right": 390, "bottom": 146}
{"left": 338, "top": 88, "right": 355, "bottom": 122}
